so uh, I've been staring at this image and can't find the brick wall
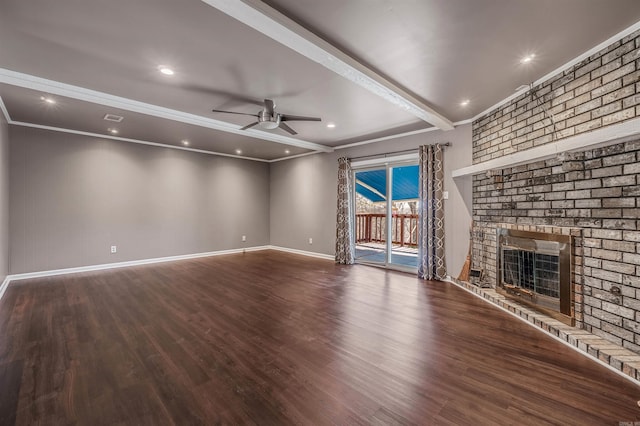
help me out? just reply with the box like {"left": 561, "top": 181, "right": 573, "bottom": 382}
{"left": 472, "top": 29, "right": 640, "bottom": 353}
{"left": 473, "top": 29, "right": 640, "bottom": 164}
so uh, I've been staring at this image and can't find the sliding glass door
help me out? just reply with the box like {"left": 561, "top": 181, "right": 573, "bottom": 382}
{"left": 353, "top": 162, "right": 419, "bottom": 271}
{"left": 354, "top": 167, "right": 388, "bottom": 265}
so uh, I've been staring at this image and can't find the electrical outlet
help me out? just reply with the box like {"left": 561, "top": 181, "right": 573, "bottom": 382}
{"left": 308, "top": 237, "right": 313, "bottom": 245}
{"left": 110, "top": 245, "right": 117, "bottom": 254}
{"left": 242, "top": 235, "right": 246, "bottom": 242}
{"left": 443, "top": 191, "right": 449, "bottom": 200}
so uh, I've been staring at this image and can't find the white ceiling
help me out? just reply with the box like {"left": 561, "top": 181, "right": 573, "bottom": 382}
{"left": 1, "top": 0, "right": 640, "bottom": 161}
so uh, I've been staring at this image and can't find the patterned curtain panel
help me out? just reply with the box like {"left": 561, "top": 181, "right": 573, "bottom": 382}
{"left": 335, "top": 157, "right": 355, "bottom": 264}
{"left": 418, "top": 144, "right": 446, "bottom": 280}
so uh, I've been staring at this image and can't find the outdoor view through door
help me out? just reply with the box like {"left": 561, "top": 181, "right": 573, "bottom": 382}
{"left": 354, "top": 165, "right": 419, "bottom": 269}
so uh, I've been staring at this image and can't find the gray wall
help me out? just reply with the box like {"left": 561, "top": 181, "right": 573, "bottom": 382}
{"left": 270, "top": 124, "right": 473, "bottom": 275}
{"left": 0, "top": 115, "right": 8, "bottom": 281}
{"left": 9, "top": 126, "right": 270, "bottom": 274}
{"left": 8, "top": 123, "right": 471, "bottom": 276}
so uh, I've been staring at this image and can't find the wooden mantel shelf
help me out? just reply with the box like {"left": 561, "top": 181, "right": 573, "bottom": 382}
{"left": 452, "top": 117, "right": 640, "bottom": 178}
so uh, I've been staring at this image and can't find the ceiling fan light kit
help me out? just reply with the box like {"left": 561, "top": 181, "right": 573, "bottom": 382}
{"left": 258, "top": 115, "right": 280, "bottom": 130}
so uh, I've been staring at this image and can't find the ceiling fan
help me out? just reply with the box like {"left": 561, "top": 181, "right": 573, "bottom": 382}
{"left": 212, "top": 99, "right": 321, "bottom": 135}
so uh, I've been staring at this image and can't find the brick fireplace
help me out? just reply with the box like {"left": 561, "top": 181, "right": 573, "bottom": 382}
{"left": 470, "top": 28, "right": 640, "bottom": 354}
{"left": 472, "top": 142, "right": 640, "bottom": 350}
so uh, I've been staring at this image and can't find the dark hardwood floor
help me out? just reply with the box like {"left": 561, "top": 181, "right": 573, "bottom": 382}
{"left": 0, "top": 250, "right": 639, "bottom": 425}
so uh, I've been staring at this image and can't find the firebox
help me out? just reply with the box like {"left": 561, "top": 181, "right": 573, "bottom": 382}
{"left": 497, "top": 228, "right": 574, "bottom": 326}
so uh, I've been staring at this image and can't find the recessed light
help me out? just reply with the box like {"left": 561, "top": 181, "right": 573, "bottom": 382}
{"left": 327, "top": 123, "right": 336, "bottom": 128}
{"left": 158, "top": 66, "right": 174, "bottom": 76}
{"left": 181, "top": 140, "right": 190, "bottom": 146}
{"left": 520, "top": 54, "right": 536, "bottom": 64}
{"left": 40, "top": 96, "right": 56, "bottom": 104}
{"left": 235, "top": 149, "right": 242, "bottom": 155}
{"left": 284, "top": 149, "right": 290, "bottom": 154}
{"left": 460, "top": 99, "right": 470, "bottom": 107}
{"left": 108, "top": 128, "right": 119, "bottom": 134}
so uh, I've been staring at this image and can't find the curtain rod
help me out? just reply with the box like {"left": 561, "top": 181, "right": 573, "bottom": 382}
{"left": 349, "top": 142, "right": 450, "bottom": 161}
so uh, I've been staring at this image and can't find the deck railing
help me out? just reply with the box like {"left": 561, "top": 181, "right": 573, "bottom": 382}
{"left": 355, "top": 213, "right": 418, "bottom": 247}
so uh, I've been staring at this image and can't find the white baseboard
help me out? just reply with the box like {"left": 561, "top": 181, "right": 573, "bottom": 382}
{"left": 1, "top": 244, "right": 333, "bottom": 290}
{"left": 0, "top": 276, "right": 10, "bottom": 301}
{"left": 0, "top": 245, "right": 334, "bottom": 305}
{"left": 6, "top": 245, "right": 271, "bottom": 283}
{"left": 266, "top": 245, "right": 335, "bottom": 261}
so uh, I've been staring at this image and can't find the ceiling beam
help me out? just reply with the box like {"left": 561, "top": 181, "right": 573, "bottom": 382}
{"left": 0, "top": 68, "right": 334, "bottom": 153}
{"left": 200, "top": 0, "right": 454, "bottom": 131}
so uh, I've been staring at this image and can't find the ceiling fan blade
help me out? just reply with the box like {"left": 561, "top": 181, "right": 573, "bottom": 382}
{"left": 212, "top": 109, "right": 258, "bottom": 117}
{"left": 181, "top": 83, "right": 262, "bottom": 105}
{"left": 280, "top": 114, "right": 322, "bottom": 122}
{"left": 240, "top": 122, "right": 260, "bottom": 131}
{"left": 278, "top": 122, "right": 298, "bottom": 135}
{"left": 264, "top": 99, "right": 275, "bottom": 116}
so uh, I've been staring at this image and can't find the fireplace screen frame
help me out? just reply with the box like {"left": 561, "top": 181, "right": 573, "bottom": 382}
{"left": 497, "top": 228, "right": 573, "bottom": 325}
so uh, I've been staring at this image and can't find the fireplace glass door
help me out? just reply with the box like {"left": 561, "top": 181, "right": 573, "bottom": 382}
{"left": 497, "top": 228, "right": 573, "bottom": 325}
{"left": 501, "top": 247, "right": 561, "bottom": 310}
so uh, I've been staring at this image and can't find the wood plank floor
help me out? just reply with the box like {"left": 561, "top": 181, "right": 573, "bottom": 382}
{"left": 0, "top": 250, "right": 639, "bottom": 425}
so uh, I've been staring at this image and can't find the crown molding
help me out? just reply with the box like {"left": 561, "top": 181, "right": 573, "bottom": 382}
{"left": 10, "top": 120, "right": 272, "bottom": 162}
{"left": 268, "top": 150, "right": 321, "bottom": 163}
{"left": 0, "top": 68, "right": 333, "bottom": 153}
{"left": 335, "top": 127, "right": 439, "bottom": 150}
{"left": 332, "top": 119, "right": 472, "bottom": 151}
